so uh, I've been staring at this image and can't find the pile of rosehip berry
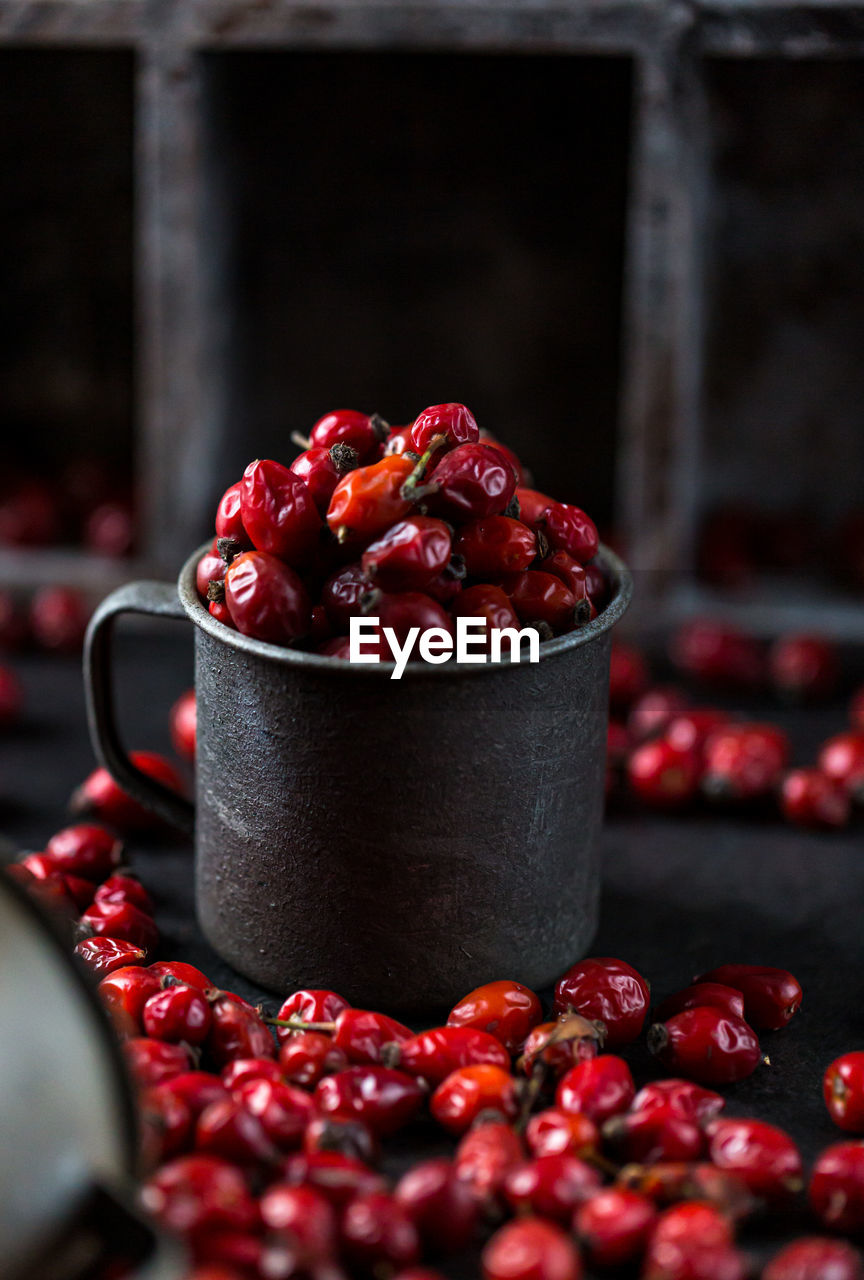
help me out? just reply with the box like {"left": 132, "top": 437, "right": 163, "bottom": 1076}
{"left": 608, "top": 622, "right": 864, "bottom": 829}
{"left": 6, "top": 824, "right": 864, "bottom": 1280}
{"left": 197, "top": 404, "right": 608, "bottom": 654}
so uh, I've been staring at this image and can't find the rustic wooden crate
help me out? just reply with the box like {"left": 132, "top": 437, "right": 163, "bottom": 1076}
{"left": 0, "top": 1, "right": 862, "bottom": 635}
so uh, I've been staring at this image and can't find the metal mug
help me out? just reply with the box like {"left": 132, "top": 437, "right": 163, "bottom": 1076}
{"left": 84, "top": 542, "right": 631, "bottom": 1011}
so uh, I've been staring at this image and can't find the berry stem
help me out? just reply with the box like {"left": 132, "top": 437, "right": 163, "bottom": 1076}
{"left": 400, "top": 434, "right": 447, "bottom": 502}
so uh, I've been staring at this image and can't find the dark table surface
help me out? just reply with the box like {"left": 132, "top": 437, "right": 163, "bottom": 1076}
{"left": 2, "top": 624, "right": 864, "bottom": 1275}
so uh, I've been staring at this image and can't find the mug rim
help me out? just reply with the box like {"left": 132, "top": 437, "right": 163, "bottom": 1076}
{"left": 177, "top": 539, "right": 632, "bottom": 678}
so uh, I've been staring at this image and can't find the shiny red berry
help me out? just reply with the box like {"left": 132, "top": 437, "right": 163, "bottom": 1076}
{"left": 291, "top": 443, "right": 359, "bottom": 513}
{"left": 818, "top": 733, "right": 864, "bottom": 800}
{"left": 482, "top": 1217, "right": 582, "bottom": 1280}
{"left": 310, "top": 408, "right": 386, "bottom": 461}
{"left": 811, "top": 1142, "right": 864, "bottom": 1232}
{"left": 630, "top": 1079, "right": 725, "bottom": 1125}
{"left": 195, "top": 1095, "right": 279, "bottom": 1166}
{"left": 517, "top": 487, "right": 555, "bottom": 528}
{"left": 303, "top": 1114, "right": 379, "bottom": 1164}
{"left": 702, "top": 723, "right": 790, "bottom": 802}
{"left": 138, "top": 1084, "right": 193, "bottom": 1167}
{"left": 395, "top": 1157, "right": 481, "bottom": 1254}
{"left": 705, "top": 1117, "right": 803, "bottom": 1202}
{"left": 648, "top": 1007, "right": 761, "bottom": 1085}
{"left": 576, "top": 1187, "right": 657, "bottom": 1269}
{"left": 45, "top": 824, "right": 123, "bottom": 881}
{"left": 554, "top": 956, "right": 649, "bottom": 1048}
{"left": 141, "top": 1155, "right": 258, "bottom": 1237}
{"left": 782, "top": 768, "right": 851, "bottom": 829}
{"left": 555, "top": 1055, "right": 635, "bottom": 1124}
{"left": 455, "top": 516, "right": 537, "bottom": 577}
{"left": 98, "top": 965, "right": 162, "bottom": 1037}
{"left": 159, "top": 1071, "right": 229, "bottom": 1120}
{"left": 233, "top": 1077, "right": 313, "bottom": 1150}
{"left": 94, "top": 873, "right": 154, "bottom": 915}
{"left": 410, "top": 403, "right": 479, "bottom": 455}
{"left": 650, "top": 1201, "right": 733, "bottom": 1251}
{"left": 501, "top": 570, "right": 587, "bottom": 632}
{"left": 542, "top": 502, "right": 598, "bottom": 564}
{"left": 259, "top": 1183, "right": 338, "bottom": 1263}
{"left": 524, "top": 1109, "right": 599, "bottom": 1161}
{"left": 451, "top": 585, "right": 520, "bottom": 635}
{"left": 239, "top": 458, "right": 321, "bottom": 563}
{"left": 671, "top": 619, "right": 765, "bottom": 690}
{"left": 143, "top": 985, "right": 213, "bottom": 1044}
{"left": 74, "top": 935, "right": 147, "bottom": 976}
{"left": 170, "top": 688, "right": 197, "bottom": 761}
{"left": 82, "top": 899, "right": 158, "bottom": 952}
{"left": 642, "top": 1239, "right": 746, "bottom": 1280}
{"left": 327, "top": 455, "right": 415, "bottom": 541}
{"left": 124, "top": 1036, "right": 192, "bottom": 1088}
{"left": 70, "top": 751, "right": 185, "bottom": 829}
{"left": 431, "top": 1064, "right": 519, "bottom": 1135}
{"left": 824, "top": 1054, "right": 864, "bottom": 1133}
{"left": 221, "top": 1057, "right": 284, "bottom": 1092}
{"left": 361, "top": 517, "right": 452, "bottom": 592}
{"left": 395, "top": 1025, "right": 511, "bottom": 1084}
{"left": 279, "top": 1030, "right": 347, "bottom": 1087}
{"left": 197, "top": 540, "right": 227, "bottom": 599}
{"left": 30, "top": 586, "right": 89, "bottom": 652}
{"left": 215, "top": 482, "right": 251, "bottom": 546}
{"left": 206, "top": 992, "right": 275, "bottom": 1066}
{"left": 763, "top": 1237, "right": 864, "bottom": 1280}
{"left": 341, "top": 1191, "right": 421, "bottom": 1272}
{"left": 224, "top": 549, "right": 310, "bottom": 645}
{"left": 664, "top": 708, "right": 731, "bottom": 756}
{"left": 276, "top": 988, "right": 351, "bottom": 1042}
{"left": 502, "top": 1154, "right": 601, "bottom": 1223}
{"left": 454, "top": 1119, "right": 525, "bottom": 1201}
{"left": 628, "top": 738, "right": 700, "bottom": 809}
{"left": 448, "top": 979, "right": 542, "bottom": 1054}
{"left": 427, "top": 443, "right": 517, "bottom": 521}
{"left": 769, "top": 634, "right": 839, "bottom": 702}
{"left": 518, "top": 1016, "right": 602, "bottom": 1079}
{"left": 628, "top": 686, "right": 689, "bottom": 743}
{"left": 603, "top": 1109, "right": 705, "bottom": 1165}
{"left": 282, "top": 1150, "right": 387, "bottom": 1208}
{"left": 694, "top": 964, "right": 802, "bottom": 1031}
{"left": 315, "top": 1065, "right": 424, "bottom": 1136}
{"left": 149, "top": 961, "right": 212, "bottom": 991}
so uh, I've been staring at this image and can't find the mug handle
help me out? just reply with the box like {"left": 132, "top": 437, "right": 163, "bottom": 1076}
{"left": 84, "top": 581, "right": 195, "bottom": 837}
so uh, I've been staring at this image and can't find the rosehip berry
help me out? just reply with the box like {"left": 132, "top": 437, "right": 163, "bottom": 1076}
{"left": 431, "top": 1065, "right": 519, "bottom": 1135}
{"left": 782, "top": 768, "right": 851, "bottom": 829}
{"left": 395, "top": 1157, "right": 480, "bottom": 1253}
{"left": 671, "top": 619, "right": 765, "bottom": 690}
{"left": 315, "top": 1066, "right": 424, "bottom": 1135}
{"left": 609, "top": 643, "right": 649, "bottom": 709}
{"left": 0, "top": 664, "right": 22, "bottom": 726}
{"left": 30, "top": 586, "right": 89, "bottom": 652}
{"left": 705, "top": 1118, "right": 803, "bottom": 1202}
{"left": 94, "top": 873, "right": 154, "bottom": 915}
{"left": 124, "top": 1036, "right": 192, "bottom": 1088}
{"left": 451, "top": 584, "right": 520, "bottom": 635}
{"left": 327, "top": 455, "right": 415, "bottom": 541}
{"left": 170, "top": 688, "right": 196, "bottom": 761}
{"left": 239, "top": 458, "right": 321, "bottom": 563}
{"left": 501, "top": 569, "right": 589, "bottom": 632}
{"left": 576, "top": 1188, "right": 657, "bottom": 1268}
{"left": 524, "top": 1109, "right": 599, "bottom": 1161}
{"left": 664, "top": 708, "right": 731, "bottom": 756}
{"left": 454, "top": 1119, "right": 525, "bottom": 1201}
{"left": 45, "top": 824, "right": 123, "bottom": 881}
{"left": 628, "top": 686, "right": 689, "bottom": 743}
{"left": 197, "top": 540, "right": 227, "bottom": 599}
{"left": 224, "top": 550, "right": 310, "bottom": 645}
{"left": 555, "top": 1055, "right": 635, "bottom": 1124}
{"left": 617, "top": 1162, "right": 755, "bottom": 1221}
{"left": 517, "top": 488, "right": 555, "bottom": 528}
{"left": 811, "top": 1142, "right": 864, "bottom": 1232}
{"left": 310, "top": 408, "right": 387, "bottom": 461}
{"left": 138, "top": 1084, "right": 193, "bottom": 1167}
{"left": 502, "top": 1154, "right": 601, "bottom": 1222}
{"left": 518, "top": 1016, "right": 602, "bottom": 1078}
{"left": 279, "top": 1031, "right": 347, "bottom": 1087}
{"left": 825, "top": 1054, "right": 864, "bottom": 1133}
{"left": 769, "top": 634, "right": 839, "bottom": 702}
{"left": 291, "top": 443, "right": 359, "bottom": 513}
{"left": 648, "top": 1008, "right": 762, "bottom": 1085}
{"left": 654, "top": 984, "right": 745, "bottom": 1025}
{"left": 141, "top": 1155, "right": 258, "bottom": 1237}
{"left": 320, "top": 563, "right": 369, "bottom": 630}
{"left": 305, "top": 1008, "right": 412, "bottom": 1065}
{"left": 702, "top": 723, "right": 790, "bottom": 802}
{"left": 448, "top": 979, "right": 543, "bottom": 1053}
{"left": 163, "top": 1072, "right": 230, "bottom": 1120}
{"left": 426, "top": 443, "right": 517, "bottom": 521}
{"left": 482, "top": 1217, "right": 581, "bottom": 1280}
{"left": 642, "top": 1239, "right": 746, "bottom": 1280}
{"left": 384, "top": 425, "right": 413, "bottom": 456}
{"left": 695, "top": 964, "right": 802, "bottom": 1030}
{"left": 70, "top": 751, "right": 186, "bottom": 829}
{"left": 410, "top": 402, "right": 479, "bottom": 455}
{"left": 221, "top": 1057, "right": 284, "bottom": 1092}
{"left": 143, "top": 985, "right": 213, "bottom": 1044}
{"left": 362, "top": 517, "right": 452, "bottom": 591}
{"left": 455, "top": 516, "right": 537, "bottom": 577}
{"left": 554, "top": 957, "right": 650, "bottom": 1048}
{"left": 208, "top": 599, "right": 233, "bottom": 627}
{"left": 259, "top": 1183, "right": 338, "bottom": 1262}
{"left": 603, "top": 1110, "right": 705, "bottom": 1165}
{"left": 340, "top": 1193, "right": 422, "bottom": 1273}
{"left": 74, "top": 936, "right": 147, "bottom": 976}
{"left": 233, "top": 1077, "right": 313, "bottom": 1149}
{"left": 275, "top": 988, "right": 351, "bottom": 1042}
{"left": 763, "top": 1237, "right": 864, "bottom": 1280}
{"left": 819, "top": 733, "right": 864, "bottom": 800}
{"left": 207, "top": 992, "right": 275, "bottom": 1065}
{"left": 215, "top": 482, "right": 251, "bottom": 547}
{"left": 82, "top": 899, "right": 158, "bottom": 952}
{"left": 651, "top": 1201, "right": 733, "bottom": 1250}
{"left": 394, "top": 1025, "right": 511, "bottom": 1084}
{"left": 5, "top": 862, "right": 76, "bottom": 917}
{"left": 195, "top": 1096, "right": 279, "bottom": 1166}
{"left": 541, "top": 550, "right": 592, "bottom": 602}
{"left": 542, "top": 502, "right": 599, "bottom": 565}
{"left": 630, "top": 1079, "right": 725, "bottom": 1125}
{"left": 149, "top": 961, "right": 212, "bottom": 991}
{"left": 480, "top": 431, "right": 524, "bottom": 485}
{"left": 99, "top": 965, "right": 162, "bottom": 1036}
{"left": 628, "top": 738, "right": 700, "bottom": 809}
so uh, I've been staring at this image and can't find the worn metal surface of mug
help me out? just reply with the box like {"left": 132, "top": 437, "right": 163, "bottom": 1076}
{"left": 84, "top": 542, "right": 631, "bottom": 1011}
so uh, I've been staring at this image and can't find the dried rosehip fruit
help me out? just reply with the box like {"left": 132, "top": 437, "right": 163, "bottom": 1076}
{"left": 694, "top": 964, "right": 802, "bottom": 1031}
{"left": 647, "top": 1007, "right": 762, "bottom": 1085}
{"left": 554, "top": 957, "right": 650, "bottom": 1048}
